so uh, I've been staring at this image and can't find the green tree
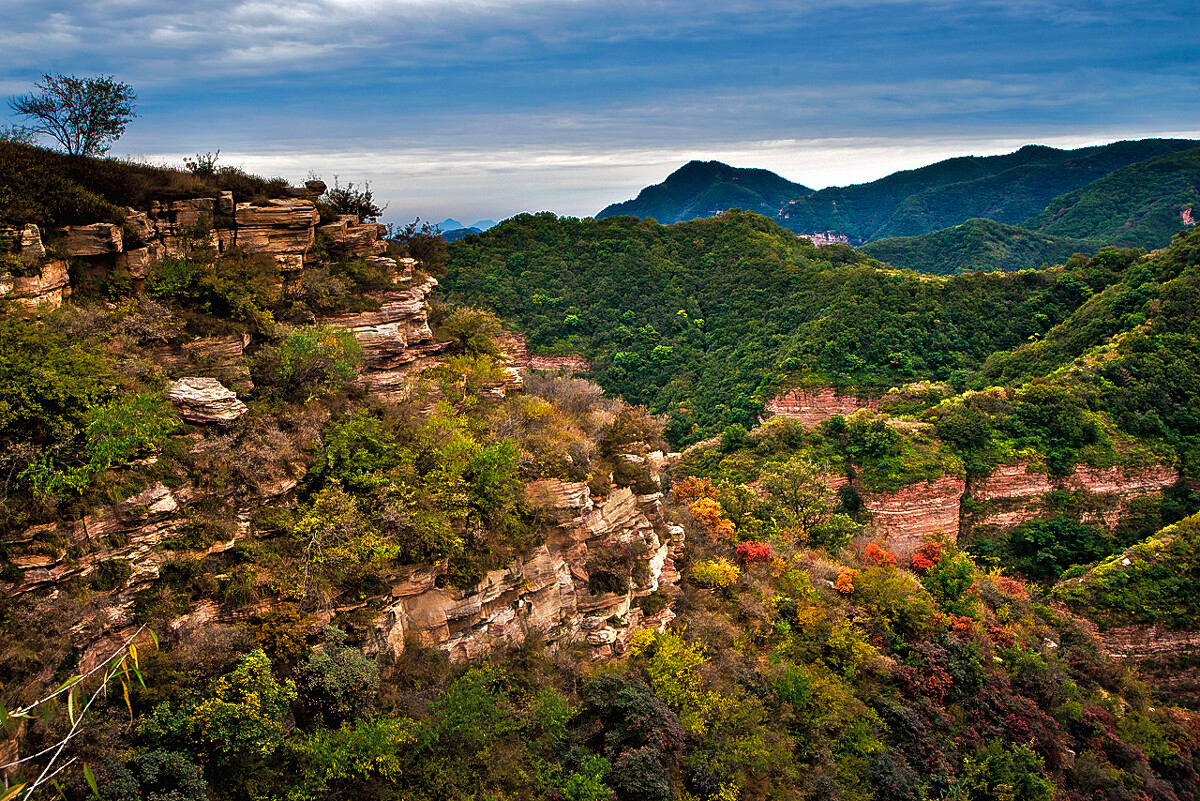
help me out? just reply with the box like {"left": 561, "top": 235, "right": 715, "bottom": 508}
{"left": 296, "top": 627, "right": 380, "bottom": 724}
{"left": 9, "top": 73, "right": 137, "bottom": 156}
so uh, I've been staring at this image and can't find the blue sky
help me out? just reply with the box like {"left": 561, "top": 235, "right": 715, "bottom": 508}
{"left": 3, "top": 0, "right": 1198, "bottom": 224}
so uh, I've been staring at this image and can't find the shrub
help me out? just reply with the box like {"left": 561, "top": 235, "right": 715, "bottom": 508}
{"left": 321, "top": 177, "right": 386, "bottom": 222}
{"left": 296, "top": 626, "right": 380, "bottom": 724}
{"left": 835, "top": 568, "right": 857, "bottom": 595}
{"left": 863, "top": 543, "right": 898, "bottom": 567}
{"left": 90, "top": 749, "right": 208, "bottom": 801}
{"left": 252, "top": 325, "right": 363, "bottom": 402}
{"left": 438, "top": 306, "right": 503, "bottom": 357}
{"left": 735, "top": 541, "right": 773, "bottom": 563}
{"left": 691, "top": 558, "right": 740, "bottom": 590}
{"left": 90, "top": 559, "right": 133, "bottom": 591}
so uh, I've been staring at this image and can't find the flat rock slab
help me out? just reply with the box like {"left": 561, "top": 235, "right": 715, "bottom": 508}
{"left": 168, "top": 377, "right": 248, "bottom": 424}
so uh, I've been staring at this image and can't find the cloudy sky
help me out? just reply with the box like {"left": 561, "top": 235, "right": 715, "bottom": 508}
{"left": 3, "top": 0, "right": 1198, "bottom": 224}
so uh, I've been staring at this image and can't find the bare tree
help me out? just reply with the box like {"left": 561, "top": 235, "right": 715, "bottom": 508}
{"left": 9, "top": 74, "right": 137, "bottom": 157}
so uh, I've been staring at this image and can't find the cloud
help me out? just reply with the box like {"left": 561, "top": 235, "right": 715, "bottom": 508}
{"left": 3, "top": 0, "right": 1196, "bottom": 220}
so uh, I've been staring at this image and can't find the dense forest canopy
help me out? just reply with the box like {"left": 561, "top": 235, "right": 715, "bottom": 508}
{"left": 444, "top": 211, "right": 1135, "bottom": 445}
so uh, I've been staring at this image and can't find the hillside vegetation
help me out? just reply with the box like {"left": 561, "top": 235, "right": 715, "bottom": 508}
{"left": 1028, "top": 146, "right": 1200, "bottom": 248}
{"left": 861, "top": 218, "right": 1102, "bottom": 275}
{"left": 445, "top": 211, "right": 1130, "bottom": 444}
{"left": 3, "top": 148, "right": 1200, "bottom": 801}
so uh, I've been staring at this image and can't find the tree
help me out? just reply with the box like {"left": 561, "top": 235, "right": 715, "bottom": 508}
{"left": 9, "top": 73, "right": 137, "bottom": 156}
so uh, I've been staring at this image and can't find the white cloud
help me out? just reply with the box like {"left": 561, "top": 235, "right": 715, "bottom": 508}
{"left": 129, "top": 127, "right": 1200, "bottom": 224}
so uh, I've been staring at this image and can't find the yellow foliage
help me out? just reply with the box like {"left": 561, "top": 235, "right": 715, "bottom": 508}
{"left": 691, "top": 558, "right": 741, "bottom": 589}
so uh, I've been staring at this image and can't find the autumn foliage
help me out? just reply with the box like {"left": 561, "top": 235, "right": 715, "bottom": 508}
{"left": 735, "top": 541, "right": 773, "bottom": 563}
{"left": 910, "top": 540, "right": 944, "bottom": 572}
{"left": 862, "top": 543, "right": 898, "bottom": 567}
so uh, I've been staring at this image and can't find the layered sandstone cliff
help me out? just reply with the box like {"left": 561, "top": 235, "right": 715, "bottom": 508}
{"left": 968, "top": 462, "right": 1179, "bottom": 534}
{"left": 856, "top": 461, "right": 1179, "bottom": 560}
{"left": 764, "top": 388, "right": 879, "bottom": 426}
{"left": 372, "top": 481, "right": 683, "bottom": 661}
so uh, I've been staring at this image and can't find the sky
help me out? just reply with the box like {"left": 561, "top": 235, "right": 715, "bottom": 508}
{"left": 2, "top": 0, "right": 1198, "bottom": 225}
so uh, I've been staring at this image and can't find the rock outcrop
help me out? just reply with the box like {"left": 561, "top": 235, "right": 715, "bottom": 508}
{"left": 0, "top": 259, "right": 71, "bottom": 310}
{"left": 148, "top": 334, "right": 252, "bottom": 391}
{"left": 857, "top": 461, "right": 1179, "bottom": 560}
{"left": 969, "top": 462, "right": 1179, "bottom": 534}
{"left": 371, "top": 481, "right": 683, "bottom": 661}
{"left": 168, "top": 377, "right": 248, "bottom": 423}
{"left": 320, "top": 276, "right": 448, "bottom": 399}
{"left": 764, "top": 388, "right": 879, "bottom": 426}
{"left": 860, "top": 475, "right": 966, "bottom": 557}
{"left": 498, "top": 331, "right": 590, "bottom": 374}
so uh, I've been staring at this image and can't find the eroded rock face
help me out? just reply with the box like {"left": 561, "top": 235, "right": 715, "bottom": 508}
{"left": 168, "top": 377, "right": 248, "bottom": 423}
{"left": 0, "top": 260, "right": 71, "bottom": 310}
{"left": 498, "top": 330, "right": 590, "bottom": 374}
{"left": 764, "top": 388, "right": 880, "bottom": 426}
{"left": 371, "top": 481, "right": 684, "bottom": 661}
{"left": 61, "top": 223, "right": 123, "bottom": 257}
{"left": 859, "top": 461, "right": 1179, "bottom": 559}
{"left": 321, "top": 276, "right": 448, "bottom": 399}
{"left": 969, "top": 462, "right": 1179, "bottom": 533}
{"left": 860, "top": 475, "right": 966, "bottom": 558}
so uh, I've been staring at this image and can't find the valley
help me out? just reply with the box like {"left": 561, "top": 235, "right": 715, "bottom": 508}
{"left": 1, "top": 137, "right": 1199, "bottom": 801}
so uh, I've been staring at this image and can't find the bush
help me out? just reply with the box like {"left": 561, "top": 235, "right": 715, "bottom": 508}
{"left": 90, "top": 749, "right": 208, "bottom": 801}
{"left": 296, "top": 626, "right": 380, "bottom": 724}
{"left": 321, "top": 177, "right": 386, "bottom": 222}
{"left": 252, "top": 325, "right": 363, "bottom": 402}
{"left": 691, "top": 558, "right": 740, "bottom": 590}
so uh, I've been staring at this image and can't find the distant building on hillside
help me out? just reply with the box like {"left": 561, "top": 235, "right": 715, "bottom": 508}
{"left": 798, "top": 231, "right": 851, "bottom": 247}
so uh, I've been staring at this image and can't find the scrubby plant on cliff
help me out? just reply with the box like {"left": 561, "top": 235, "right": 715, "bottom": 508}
{"left": 251, "top": 325, "right": 363, "bottom": 402}
{"left": 295, "top": 626, "right": 380, "bottom": 724}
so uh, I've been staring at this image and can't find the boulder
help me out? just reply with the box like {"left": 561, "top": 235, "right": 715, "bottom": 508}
{"left": 60, "top": 223, "right": 122, "bottom": 257}
{"left": 168, "top": 377, "right": 248, "bottom": 424}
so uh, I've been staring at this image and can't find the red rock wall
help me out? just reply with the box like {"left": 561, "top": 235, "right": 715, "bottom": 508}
{"left": 764, "top": 388, "right": 879, "bottom": 426}
{"left": 499, "top": 330, "right": 590, "bottom": 374}
{"left": 971, "top": 462, "right": 1179, "bottom": 532}
{"left": 859, "top": 474, "right": 966, "bottom": 558}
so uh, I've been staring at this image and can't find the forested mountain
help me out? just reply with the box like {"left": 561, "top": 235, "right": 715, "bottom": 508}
{"left": 1027, "top": 146, "right": 1200, "bottom": 248}
{"left": 597, "top": 160, "right": 813, "bottom": 224}
{"left": 598, "top": 139, "right": 1200, "bottom": 246}
{"left": 445, "top": 211, "right": 1116, "bottom": 443}
{"left": 860, "top": 218, "right": 1102, "bottom": 275}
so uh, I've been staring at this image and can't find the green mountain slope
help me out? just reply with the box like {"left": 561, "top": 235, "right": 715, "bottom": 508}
{"left": 598, "top": 139, "right": 1200, "bottom": 244}
{"left": 597, "top": 160, "right": 812, "bottom": 223}
{"left": 1027, "top": 146, "right": 1200, "bottom": 248}
{"left": 861, "top": 218, "right": 1102, "bottom": 274}
{"left": 443, "top": 210, "right": 1107, "bottom": 444}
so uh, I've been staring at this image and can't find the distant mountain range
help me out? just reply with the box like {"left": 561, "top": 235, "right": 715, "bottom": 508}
{"left": 598, "top": 139, "right": 1200, "bottom": 272}
{"left": 437, "top": 218, "right": 497, "bottom": 232}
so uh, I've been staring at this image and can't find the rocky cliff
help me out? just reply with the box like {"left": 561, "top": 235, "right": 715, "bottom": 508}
{"left": 763, "top": 388, "right": 879, "bottom": 426}
{"left": 2, "top": 468, "right": 684, "bottom": 669}
{"left": 967, "top": 462, "right": 1179, "bottom": 535}
{"left": 372, "top": 480, "right": 683, "bottom": 661}
{"left": 858, "top": 462, "right": 1179, "bottom": 560}
{"left": 859, "top": 474, "right": 966, "bottom": 557}
{"left": 1, "top": 186, "right": 389, "bottom": 310}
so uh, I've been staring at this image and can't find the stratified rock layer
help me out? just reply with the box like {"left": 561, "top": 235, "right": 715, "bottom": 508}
{"left": 168, "top": 377, "right": 248, "bottom": 423}
{"left": 372, "top": 481, "right": 683, "bottom": 661}
{"left": 764, "top": 388, "right": 880, "bottom": 426}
